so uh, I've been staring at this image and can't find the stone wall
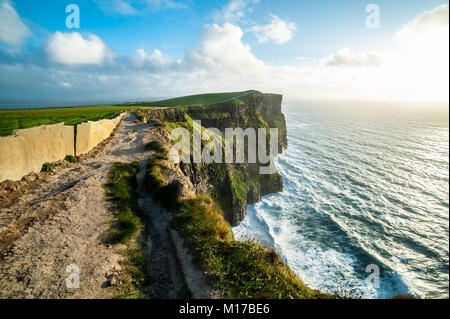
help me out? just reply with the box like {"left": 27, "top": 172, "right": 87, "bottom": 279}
{"left": 76, "top": 113, "right": 125, "bottom": 155}
{"left": 0, "top": 123, "right": 75, "bottom": 182}
{"left": 0, "top": 113, "right": 125, "bottom": 182}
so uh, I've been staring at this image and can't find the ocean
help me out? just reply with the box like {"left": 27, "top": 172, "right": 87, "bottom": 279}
{"left": 233, "top": 102, "right": 449, "bottom": 299}
{"left": 0, "top": 97, "right": 167, "bottom": 109}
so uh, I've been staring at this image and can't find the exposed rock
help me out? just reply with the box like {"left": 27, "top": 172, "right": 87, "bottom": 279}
{"left": 181, "top": 92, "right": 287, "bottom": 226}
{"left": 1, "top": 180, "right": 18, "bottom": 192}
{"left": 186, "top": 92, "right": 288, "bottom": 152}
{"left": 137, "top": 90, "right": 288, "bottom": 226}
{"left": 21, "top": 173, "right": 37, "bottom": 183}
{"left": 136, "top": 108, "right": 186, "bottom": 123}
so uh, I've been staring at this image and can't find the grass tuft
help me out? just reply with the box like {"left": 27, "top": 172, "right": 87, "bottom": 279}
{"left": 392, "top": 294, "right": 418, "bottom": 299}
{"left": 104, "top": 161, "right": 151, "bottom": 299}
{"left": 104, "top": 162, "right": 143, "bottom": 244}
{"left": 64, "top": 155, "right": 77, "bottom": 163}
{"left": 41, "top": 163, "right": 55, "bottom": 172}
{"left": 144, "top": 144, "right": 180, "bottom": 210}
{"left": 145, "top": 140, "right": 166, "bottom": 154}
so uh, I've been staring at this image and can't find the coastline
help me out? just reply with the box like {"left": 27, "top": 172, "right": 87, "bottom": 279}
{"left": 232, "top": 106, "right": 449, "bottom": 299}
{"left": 1, "top": 92, "right": 447, "bottom": 299}
{"left": 233, "top": 177, "right": 416, "bottom": 299}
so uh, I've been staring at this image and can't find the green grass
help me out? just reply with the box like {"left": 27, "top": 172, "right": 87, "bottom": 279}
{"left": 41, "top": 163, "right": 55, "bottom": 172}
{"left": 0, "top": 90, "right": 259, "bottom": 137}
{"left": 64, "top": 155, "right": 77, "bottom": 163}
{"left": 171, "top": 195, "right": 336, "bottom": 299}
{"left": 392, "top": 294, "right": 418, "bottom": 299}
{"left": 145, "top": 140, "right": 167, "bottom": 154}
{"left": 104, "top": 162, "right": 144, "bottom": 244}
{"left": 0, "top": 105, "right": 147, "bottom": 137}
{"left": 131, "top": 91, "right": 255, "bottom": 107}
{"left": 103, "top": 161, "right": 150, "bottom": 299}
{"left": 228, "top": 170, "right": 247, "bottom": 202}
{"left": 144, "top": 143, "right": 181, "bottom": 210}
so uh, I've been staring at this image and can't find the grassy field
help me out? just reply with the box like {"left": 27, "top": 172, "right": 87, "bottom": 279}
{"left": 126, "top": 90, "right": 255, "bottom": 107}
{"left": 0, "top": 91, "right": 255, "bottom": 137}
{"left": 0, "top": 105, "right": 147, "bottom": 137}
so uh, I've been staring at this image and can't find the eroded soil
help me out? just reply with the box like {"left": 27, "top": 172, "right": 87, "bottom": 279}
{"left": 0, "top": 114, "right": 190, "bottom": 299}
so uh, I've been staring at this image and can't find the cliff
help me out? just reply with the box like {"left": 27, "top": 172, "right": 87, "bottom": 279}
{"left": 136, "top": 90, "right": 288, "bottom": 226}
{"left": 141, "top": 113, "right": 335, "bottom": 299}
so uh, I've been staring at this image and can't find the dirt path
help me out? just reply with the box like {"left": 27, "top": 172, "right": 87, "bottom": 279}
{"left": 0, "top": 114, "right": 187, "bottom": 299}
{"left": 136, "top": 167, "right": 189, "bottom": 299}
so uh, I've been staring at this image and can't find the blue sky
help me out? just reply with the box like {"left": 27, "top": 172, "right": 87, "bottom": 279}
{"left": 0, "top": 0, "right": 449, "bottom": 102}
{"left": 12, "top": 0, "right": 447, "bottom": 59}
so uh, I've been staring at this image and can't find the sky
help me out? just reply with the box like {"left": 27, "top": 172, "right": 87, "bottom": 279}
{"left": 0, "top": 0, "right": 448, "bottom": 103}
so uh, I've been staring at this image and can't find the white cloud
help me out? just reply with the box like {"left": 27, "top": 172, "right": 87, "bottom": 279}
{"left": 186, "top": 23, "right": 267, "bottom": 76}
{"left": 249, "top": 14, "right": 296, "bottom": 44}
{"left": 144, "top": 0, "right": 188, "bottom": 10}
{"left": 323, "top": 47, "right": 381, "bottom": 68}
{"left": 390, "top": 4, "right": 449, "bottom": 101}
{"left": 2, "top": 6, "right": 448, "bottom": 103}
{"left": 95, "top": 0, "right": 139, "bottom": 15}
{"left": 46, "top": 32, "right": 115, "bottom": 66}
{"left": 177, "top": 9, "right": 448, "bottom": 102}
{"left": 132, "top": 48, "right": 180, "bottom": 72}
{"left": 95, "top": 0, "right": 188, "bottom": 15}
{"left": 60, "top": 82, "right": 73, "bottom": 89}
{"left": 212, "top": 0, "right": 259, "bottom": 23}
{"left": 0, "top": 0, "right": 31, "bottom": 46}
{"left": 395, "top": 4, "right": 449, "bottom": 43}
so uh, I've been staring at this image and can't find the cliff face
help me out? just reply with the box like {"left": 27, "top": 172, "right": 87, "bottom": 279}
{"left": 185, "top": 92, "right": 287, "bottom": 153}
{"left": 137, "top": 91, "right": 288, "bottom": 226}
